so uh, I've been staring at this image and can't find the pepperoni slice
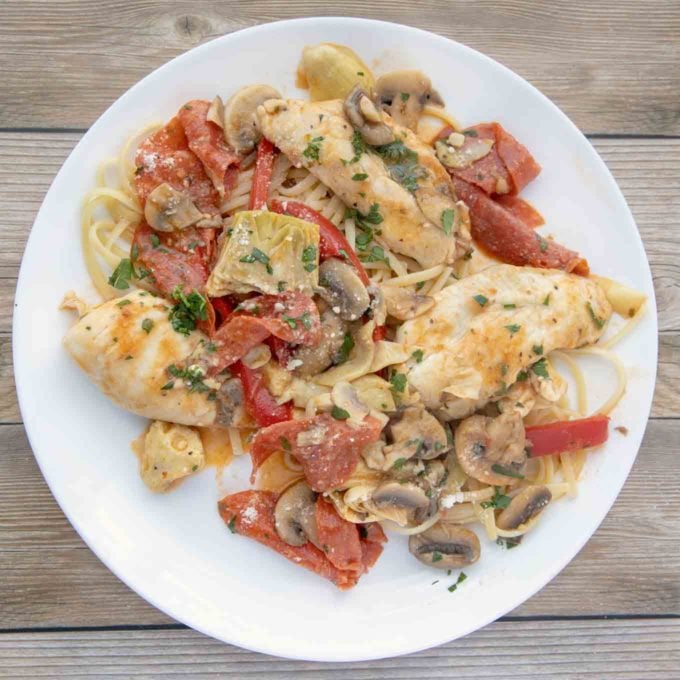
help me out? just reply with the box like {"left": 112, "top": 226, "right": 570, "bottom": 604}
{"left": 453, "top": 177, "right": 589, "bottom": 275}
{"left": 359, "top": 522, "right": 387, "bottom": 570}
{"left": 132, "top": 223, "right": 216, "bottom": 296}
{"left": 134, "top": 116, "right": 220, "bottom": 214}
{"left": 217, "top": 490, "right": 362, "bottom": 590}
{"left": 315, "top": 496, "right": 363, "bottom": 573}
{"left": 495, "top": 123, "right": 542, "bottom": 194}
{"left": 178, "top": 100, "right": 240, "bottom": 198}
{"left": 250, "top": 414, "right": 384, "bottom": 492}
{"left": 494, "top": 194, "right": 544, "bottom": 228}
{"left": 205, "top": 292, "right": 321, "bottom": 374}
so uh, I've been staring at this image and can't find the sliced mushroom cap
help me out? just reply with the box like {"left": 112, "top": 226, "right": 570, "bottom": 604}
{"left": 497, "top": 485, "right": 552, "bottom": 530}
{"left": 206, "top": 95, "right": 225, "bottom": 129}
{"left": 331, "top": 381, "right": 370, "bottom": 422}
{"left": 344, "top": 85, "right": 395, "bottom": 146}
{"left": 409, "top": 523, "right": 480, "bottom": 569}
{"left": 387, "top": 405, "right": 451, "bottom": 460}
{"left": 371, "top": 481, "right": 430, "bottom": 525}
{"left": 374, "top": 70, "right": 444, "bottom": 131}
{"left": 144, "top": 183, "right": 216, "bottom": 232}
{"left": 214, "top": 377, "right": 248, "bottom": 428}
{"left": 274, "top": 481, "right": 318, "bottom": 547}
{"left": 435, "top": 137, "right": 495, "bottom": 170}
{"left": 223, "top": 84, "right": 282, "bottom": 154}
{"left": 290, "top": 307, "right": 348, "bottom": 376}
{"left": 381, "top": 285, "right": 435, "bottom": 321}
{"left": 318, "top": 257, "right": 371, "bottom": 321}
{"left": 454, "top": 412, "right": 527, "bottom": 485}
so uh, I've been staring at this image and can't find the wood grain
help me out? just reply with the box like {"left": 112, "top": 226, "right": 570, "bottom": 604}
{"left": 1, "top": 620, "right": 679, "bottom": 678}
{"left": 1, "top": 1, "right": 679, "bottom": 134}
{"left": 1, "top": 418, "right": 678, "bottom": 628}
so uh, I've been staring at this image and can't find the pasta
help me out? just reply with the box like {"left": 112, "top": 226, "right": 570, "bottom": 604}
{"left": 62, "top": 41, "right": 645, "bottom": 590}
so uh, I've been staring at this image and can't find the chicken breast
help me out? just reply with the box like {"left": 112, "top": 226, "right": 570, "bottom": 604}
{"left": 257, "top": 98, "right": 466, "bottom": 268}
{"left": 396, "top": 265, "right": 612, "bottom": 419}
{"left": 63, "top": 290, "right": 218, "bottom": 426}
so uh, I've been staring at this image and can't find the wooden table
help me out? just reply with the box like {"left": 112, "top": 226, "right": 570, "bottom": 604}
{"left": 1, "top": 1, "right": 679, "bottom": 676}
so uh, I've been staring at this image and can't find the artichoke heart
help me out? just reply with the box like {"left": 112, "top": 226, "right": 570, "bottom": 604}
{"left": 298, "top": 43, "right": 375, "bottom": 101}
{"left": 206, "top": 210, "right": 320, "bottom": 296}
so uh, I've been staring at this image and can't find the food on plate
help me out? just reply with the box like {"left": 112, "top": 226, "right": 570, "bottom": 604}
{"left": 64, "top": 42, "right": 645, "bottom": 589}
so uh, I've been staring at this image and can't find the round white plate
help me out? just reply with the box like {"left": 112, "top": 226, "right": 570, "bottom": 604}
{"left": 14, "top": 17, "right": 657, "bottom": 662}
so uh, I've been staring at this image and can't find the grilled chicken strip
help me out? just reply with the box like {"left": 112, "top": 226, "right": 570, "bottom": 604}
{"left": 257, "top": 98, "right": 468, "bottom": 268}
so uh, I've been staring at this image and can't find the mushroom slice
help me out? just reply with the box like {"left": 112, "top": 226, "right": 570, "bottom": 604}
{"left": 290, "top": 307, "right": 348, "bottom": 377}
{"left": 318, "top": 257, "right": 371, "bottom": 321}
{"left": 344, "top": 85, "right": 395, "bottom": 147}
{"left": 274, "top": 481, "right": 318, "bottom": 547}
{"left": 381, "top": 285, "right": 435, "bottom": 321}
{"left": 435, "top": 137, "right": 495, "bottom": 170}
{"left": 454, "top": 412, "right": 527, "bottom": 485}
{"left": 409, "top": 523, "right": 480, "bottom": 569}
{"left": 144, "top": 183, "right": 219, "bottom": 232}
{"left": 223, "top": 84, "right": 282, "bottom": 154}
{"left": 331, "top": 381, "right": 370, "bottom": 422}
{"left": 496, "top": 486, "right": 552, "bottom": 530}
{"left": 213, "top": 378, "right": 248, "bottom": 428}
{"left": 371, "top": 481, "right": 430, "bottom": 526}
{"left": 387, "top": 405, "right": 450, "bottom": 460}
{"left": 374, "top": 70, "right": 444, "bottom": 131}
{"left": 207, "top": 95, "right": 225, "bottom": 129}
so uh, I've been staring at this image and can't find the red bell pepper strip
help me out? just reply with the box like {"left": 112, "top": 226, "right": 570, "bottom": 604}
{"left": 269, "top": 199, "right": 370, "bottom": 286}
{"left": 248, "top": 138, "right": 278, "bottom": 210}
{"left": 230, "top": 361, "right": 292, "bottom": 428}
{"left": 372, "top": 325, "right": 387, "bottom": 342}
{"left": 525, "top": 414, "right": 610, "bottom": 457}
{"left": 210, "top": 297, "right": 234, "bottom": 328}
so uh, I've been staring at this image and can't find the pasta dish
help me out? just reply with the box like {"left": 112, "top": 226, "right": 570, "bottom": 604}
{"left": 61, "top": 43, "right": 645, "bottom": 589}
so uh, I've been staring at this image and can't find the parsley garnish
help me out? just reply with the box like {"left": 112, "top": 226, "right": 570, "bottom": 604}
{"left": 141, "top": 318, "right": 154, "bottom": 334}
{"left": 240, "top": 247, "right": 273, "bottom": 275}
{"left": 497, "top": 536, "right": 522, "bottom": 549}
{"left": 505, "top": 324, "right": 521, "bottom": 334}
{"left": 448, "top": 572, "right": 468, "bottom": 593}
{"left": 279, "top": 436, "right": 291, "bottom": 452}
{"left": 361, "top": 245, "right": 389, "bottom": 264}
{"left": 150, "top": 233, "right": 161, "bottom": 248}
{"left": 277, "top": 281, "right": 286, "bottom": 292}
{"left": 373, "top": 140, "right": 426, "bottom": 192}
{"left": 302, "top": 136, "right": 324, "bottom": 162}
{"left": 503, "top": 303, "right": 516, "bottom": 309}
{"left": 334, "top": 332, "right": 355, "bottom": 365}
{"left": 400, "top": 92, "right": 410, "bottom": 102}
{"left": 167, "top": 364, "right": 211, "bottom": 394}
{"left": 301, "top": 245, "right": 317, "bottom": 272}
{"left": 168, "top": 286, "right": 208, "bottom": 336}
{"left": 463, "top": 129, "right": 479, "bottom": 137}
{"left": 416, "top": 281, "right": 425, "bottom": 291}
{"left": 543, "top": 294, "right": 551, "bottom": 306}
{"left": 345, "top": 130, "right": 366, "bottom": 165}
{"left": 441, "top": 208, "right": 455, "bottom": 236}
{"left": 531, "top": 357, "right": 550, "bottom": 379}
{"left": 516, "top": 369, "right": 528, "bottom": 382}
{"left": 473, "top": 294, "right": 488, "bottom": 307}
{"left": 491, "top": 463, "right": 524, "bottom": 479}
{"left": 116, "top": 299, "right": 132, "bottom": 307}
{"left": 481, "top": 487, "right": 512, "bottom": 510}
{"left": 331, "top": 405, "right": 350, "bottom": 420}
{"left": 352, "top": 173, "right": 368, "bottom": 181}
{"left": 536, "top": 233, "right": 549, "bottom": 252}
{"left": 432, "top": 551, "right": 443, "bottom": 563}
{"left": 282, "top": 312, "right": 312, "bottom": 331}
{"left": 586, "top": 302, "right": 605, "bottom": 329}
{"left": 108, "top": 259, "right": 135, "bottom": 290}
{"left": 533, "top": 344, "right": 544, "bottom": 355}
{"left": 411, "top": 349, "right": 424, "bottom": 363}
{"left": 131, "top": 244, "right": 139, "bottom": 261}
{"left": 392, "top": 457, "right": 407, "bottom": 470}
{"left": 228, "top": 516, "right": 237, "bottom": 533}
{"left": 390, "top": 372, "right": 407, "bottom": 393}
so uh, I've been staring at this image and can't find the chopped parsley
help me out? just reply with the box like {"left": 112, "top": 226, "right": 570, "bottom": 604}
{"left": 411, "top": 349, "right": 424, "bottom": 363}
{"left": 352, "top": 173, "right": 369, "bottom": 181}
{"left": 168, "top": 286, "right": 208, "bottom": 336}
{"left": 141, "top": 318, "right": 154, "bottom": 334}
{"left": 279, "top": 436, "right": 292, "bottom": 452}
{"left": 516, "top": 369, "right": 529, "bottom": 382}
{"left": 531, "top": 357, "right": 550, "bottom": 379}
{"left": 532, "top": 344, "right": 544, "bottom": 355}
{"left": 331, "top": 405, "right": 350, "bottom": 420}
{"left": 390, "top": 372, "right": 407, "bottom": 393}
{"left": 131, "top": 244, "right": 139, "bottom": 261}
{"left": 302, "top": 135, "right": 324, "bottom": 162}
{"left": 277, "top": 281, "right": 287, "bottom": 292}
{"left": 116, "top": 299, "right": 132, "bottom": 307}
{"left": 448, "top": 572, "right": 468, "bottom": 593}
{"left": 392, "top": 457, "right": 407, "bottom": 470}
{"left": 543, "top": 293, "right": 551, "bottom": 306}
{"left": 150, "top": 233, "right": 161, "bottom": 248}
{"left": 416, "top": 281, "right": 426, "bottom": 291}
{"left": 301, "top": 245, "right": 317, "bottom": 272}
{"left": 167, "top": 363, "right": 212, "bottom": 394}
{"left": 281, "top": 312, "right": 313, "bottom": 331}
{"left": 333, "top": 332, "right": 355, "bottom": 365}
{"left": 441, "top": 208, "right": 455, "bottom": 236}
{"left": 432, "top": 551, "right": 443, "bottom": 563}
{"left": 480, "top": 487, "right": 512, "bottom": 510}
{"left": 463, "top": 129, "right": 478, "bottom": 137}
{"left": 343, "top": 130, "right": 366, "bottom": 165}
{"left": 503, "top": 303, "right": 516, "bottom": 309}
{"left": 491, "top": 463, "right": 524, "bottom": 479}
{"left": 536, "top": 233, "right": 549, "bottom": 252}
{"left": 160, "top": 380, "right": 175, "bottom": 391}
{"left": 505, "top": 324, "right": 521, "bottom": 335}
{"left": 586, "top": 301, "right": 605, "bottom": 329}
{"left": 240, "top": 247, "right": 273, "bottom": 275}
{"left": 400, "top": 92, "right": 410, "bottom": 102}
{"left": 372, "top": 140, "right": 427, "bottom": 192}
{"left": 361, "top": 245, "right": 389, "bottom": 264}
{"left": 108, "top": 258, "right": 135, "bottom": 290}
{"left": 228, "top": 516, "right": 237, "bottom": 534}
{"left": 473, "top": 294, "right": 488, "bottom": 307}
{"left": 497, "top": 536, "right": 522, "bottom": 549}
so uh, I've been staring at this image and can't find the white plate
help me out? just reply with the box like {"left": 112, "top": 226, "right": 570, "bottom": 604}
{"left": 14, "top": 17, "right": 657, "bottom": 662}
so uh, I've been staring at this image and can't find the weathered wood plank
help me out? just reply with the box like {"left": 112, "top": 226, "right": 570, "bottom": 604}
{"left": 1, "top": 619, "right": 678, "bottom": 678}
{"left": 1, "top": 133, "right": 679, "bottom": 327}
{"left": 1, "top": 1, "right": 679, "bottom": 135}
{"left": 1, "top": 419, "right": 678, "bottom": 628}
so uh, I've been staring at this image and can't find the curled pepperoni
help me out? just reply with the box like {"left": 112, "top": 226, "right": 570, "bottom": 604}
{"left": 495, "top": 194, "right": 544, "bottom": 228}
{"left": 250, "top": 414, "right": 384, "bottom": 492}
{"left": 134, "top": 117, "right": 220, "bottom": 215}
{"left": 178, "top": 100, "right": 240, "bottom": 198}
{"left": 495, "top": 123, "right": 542, "bottom": 194}
{"left": 315, "top": 496, "right": 363, "bottom": 574}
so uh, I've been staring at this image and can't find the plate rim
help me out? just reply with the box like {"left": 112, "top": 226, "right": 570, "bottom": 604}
{"left": 13, "top": 16, "right": 658, "bottom": 662}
